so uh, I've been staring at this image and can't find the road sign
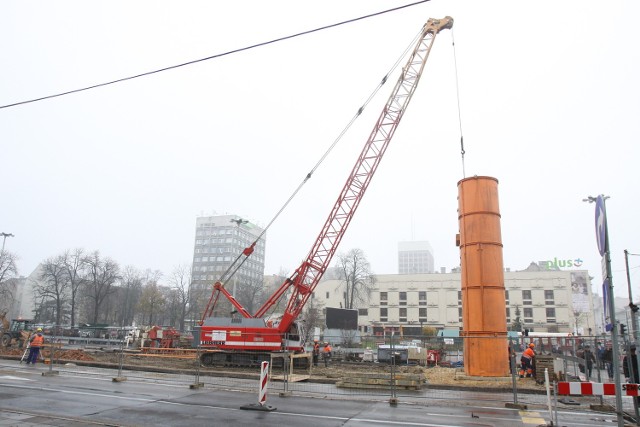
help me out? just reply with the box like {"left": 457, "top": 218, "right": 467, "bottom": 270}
{"left": 595, "top": 195, "right": 607, "bottom": 256}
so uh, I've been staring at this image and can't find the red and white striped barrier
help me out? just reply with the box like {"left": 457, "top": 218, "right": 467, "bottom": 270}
{"left": 558, "top": 382, "right": 640, "bottom": 396}
{"left": 259, "top": 361, "right": 269, "bottom": 406}
{"left": 239, "top": 360, "right": 275, "bottom": 412}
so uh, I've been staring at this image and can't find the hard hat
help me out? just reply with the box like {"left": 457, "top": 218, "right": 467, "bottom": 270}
{"left": 37, "top": 327, "right": 43, "bottom": 332}
{"left": 529, "top": 343, "right": 535, "bottom": 348}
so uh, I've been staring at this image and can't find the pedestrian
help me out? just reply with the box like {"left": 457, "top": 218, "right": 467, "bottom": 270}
{"left": 624, "top": 346, "right": 639, "bottom": 383}
{"left": 312, "top": 339, "right": 320, "bottom": 367}
{"left": 26, "top": 328, "right": 44, "bottom": 365}
{"left": 323, "top": 342, "right": 332, "bottom": 367}
{"left": 624, "top": 346, "right": 640, "bottom": 406}
{"left": 583, "top": 345, "right": 596, "bottom": 379}
{"left": 597, "top": 343, "right": 605, "bottom": 369}
{"left": 603, "top": 346, "right": 613, "bottom": 380}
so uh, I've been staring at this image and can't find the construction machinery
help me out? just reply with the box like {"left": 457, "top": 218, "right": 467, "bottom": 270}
{"left": 1, "top": 318, "right": 33, "bottom": 348}
{"left": 194, "top": 16, "right": 453, "bottom": 367}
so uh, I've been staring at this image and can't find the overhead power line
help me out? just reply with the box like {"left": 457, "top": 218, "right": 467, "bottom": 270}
{"left": 0, "top": 0, "right": 430, "bottom": 110}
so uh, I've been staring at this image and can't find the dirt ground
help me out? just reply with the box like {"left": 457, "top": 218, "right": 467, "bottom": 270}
{"left": 0, "top": 346, "right": 544, "bottom": 391}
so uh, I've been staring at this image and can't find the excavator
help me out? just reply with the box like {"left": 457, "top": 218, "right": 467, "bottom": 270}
{"left": 194, "top": 16, "right": 453, "bottom": 367}
{"left": 0, "top": 312, "right": 33, "bottom": 348}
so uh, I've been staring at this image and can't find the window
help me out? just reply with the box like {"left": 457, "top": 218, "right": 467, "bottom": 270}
{"left": 380, "top": 308, "right": 388, "bottom": 322}
{"left": 546, "top": 307, "right": 556, "bottom": 322}
{"left": 544, "top": 290, "right": 554, "bottom": 304}
{"left": 458, "top": 307, "right": 463, "bottom": 322}
{"left": 325, "top": 292, "right": 330, "bottom": 299}
{"left": 522, "top": 290, "right": 532, "bottom": 305}
{"left": 380, "top": 292, "right": 388, "bottom": 306}
{"left": 419, "top": 291, "right": 426, "bottom": 306}
{"left": 419, "top": 308, "right": 427, "bottom": 319}
{"left": 399, "top": 308, "right": 407, "bottom": 322}
{"left": 506, "top": 307, "right": 511, "bottom": 319}
{"left": 399, "top": 292, "right": 407, "bottom": 306}
{"left": 523, "top": 307, "right": 533, "bottom": 323}
{"left": 358, "top": 308, "right": 368, "bottom": 316}
{"left": 505, "top": 290, "right": 509, "bottom": 303}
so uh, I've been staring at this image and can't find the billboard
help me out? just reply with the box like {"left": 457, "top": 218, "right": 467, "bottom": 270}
{"left": 325, "top": 307, "right": 358, "bottom": 330}
{"left": 571, "top": 271, "right": 590, "bottom": 313}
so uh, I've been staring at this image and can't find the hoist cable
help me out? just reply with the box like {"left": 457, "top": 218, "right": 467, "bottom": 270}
{"left": 451, "top": 28, "right": 466, "bottom": 178}
{"left": 218, "top": 29, "right": 423, "bottom": 291}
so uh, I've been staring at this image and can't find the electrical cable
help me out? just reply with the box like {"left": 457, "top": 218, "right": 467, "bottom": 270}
{"left": 0, "top": 0, "right": 430, "bottom": 110}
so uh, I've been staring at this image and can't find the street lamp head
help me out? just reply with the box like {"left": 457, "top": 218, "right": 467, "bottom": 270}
{"left": 583, "top": 195, "right": 610, "bottom": 204}
{"left": 230, "top": 218, "right": 248, "bottom": 226}
{"left": 0, "top": 232, "right": 14, "bottom": 238}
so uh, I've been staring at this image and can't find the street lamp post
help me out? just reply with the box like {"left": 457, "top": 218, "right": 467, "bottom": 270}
{"left": 0, "top": 232, "right": 14, "bottom": 253}
{"left": 229, "top": 218, "right": 248, "bottom": 298}
{"left": 584, "top": 195, "right": 624, "bottom": 427}
{"left": 624, "top": 250, "right": 640, "bottom": 344}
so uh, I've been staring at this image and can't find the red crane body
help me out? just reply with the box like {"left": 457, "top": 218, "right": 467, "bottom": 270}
{"left": 195, "top": 17, "right": 453, "bottom": 367}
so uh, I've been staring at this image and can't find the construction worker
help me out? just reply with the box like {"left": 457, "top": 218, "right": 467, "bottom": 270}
{"left": 519, "top": 343, "right": 535, "bottom": 378}
{"left": 323, "top": 342, "right": 332, "bottom": 367}
{"left": 312, "top": 339, "right": 320, "bottom": 367}
{"left": 26, "top": 328, "right": 44, "bottom": 365}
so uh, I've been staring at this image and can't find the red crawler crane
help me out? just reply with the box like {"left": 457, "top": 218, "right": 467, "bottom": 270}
{"left": 195, "top": 16, "right": 453, "bottom": 367}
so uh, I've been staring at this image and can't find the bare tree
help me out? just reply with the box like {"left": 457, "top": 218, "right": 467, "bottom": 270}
{"left": 137, "top": 281, "right": 166, "bottom": 325}
{"left": 0, "top": 251, "right": 18, "bottom": 313}
{"left": 301, "top": 296, "right": 323, "bottom": 343}
{"left": 118, "top": 266, "right": 144, "bottom": 326}
{"left": 83, "top": 251, "right": 120, "bottom": 325}
{"left": 36, "top": 255, "right": 70, "bottom": 326}
{"left": 62, "top": 248, "right": 87, "bottom": 327}
{"left": 235, "top": 277, "right": 265, "bottom": 315}
{"left": 335, "top": 248, "right": 375, "bottom": 309}
{"left": 167, "top": 265, "right": 191, "bottom": 331}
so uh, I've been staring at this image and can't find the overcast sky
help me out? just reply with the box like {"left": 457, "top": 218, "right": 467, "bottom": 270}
{"left": 1, "top": 1, "right": 638, "bottom": 298}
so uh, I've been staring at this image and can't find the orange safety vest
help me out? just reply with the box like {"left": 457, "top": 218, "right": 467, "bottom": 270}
{"left": 323, "top": 345, "right": 332, "bottom": 354}
{"left": 523, "top": 347, "right": 534, "bottom": 360}
{"left": 31, "top": 334, "right": 44, "bottom": 347}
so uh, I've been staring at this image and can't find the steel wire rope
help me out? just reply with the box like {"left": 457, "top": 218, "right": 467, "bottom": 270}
{"left": 217, "top": 29, "right": 423, "bottom": 299}
{"left": 0, "top": 0, "right": 430, "bottom": 110}
{"left": 451, "top": 28, "right": 466, "bottom": 178}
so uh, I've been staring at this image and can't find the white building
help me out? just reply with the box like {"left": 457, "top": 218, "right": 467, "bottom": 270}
{"left": 314, "top": 262, "right": 596, "bottom": 336}
{"left": 398, "top": 241, "right": 434, "bottom": 274}
{"left": 190, "top": 215, "right": 266, "bottom": 316}
{"left": 191, "top": 215, "right": 266, "bottom": 283}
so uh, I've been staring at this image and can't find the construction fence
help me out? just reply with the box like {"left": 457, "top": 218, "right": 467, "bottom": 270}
{"left": 2, "top": 327, "right": 639, "bottom": 420}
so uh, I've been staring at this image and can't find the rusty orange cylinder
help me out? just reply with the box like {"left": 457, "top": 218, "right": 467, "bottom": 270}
{"left": 457, "top": 176, "right": 508, "bottom": 377}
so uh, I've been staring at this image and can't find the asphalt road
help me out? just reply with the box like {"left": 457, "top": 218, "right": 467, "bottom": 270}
{"left": 0, "top": 360, "right": 617, "bottom": 426}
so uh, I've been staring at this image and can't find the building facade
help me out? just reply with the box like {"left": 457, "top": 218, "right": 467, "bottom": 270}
{"left": 190, "top": 215, "right": 266, "bottom": 313}
{"left": 314, "top": 263, "right": 596, "bottom": 336}
{"left": 398, "top": 241, "right": 434, "bottom": 274}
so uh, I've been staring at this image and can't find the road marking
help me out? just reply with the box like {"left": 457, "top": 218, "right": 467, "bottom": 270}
{"left": 0, "top": 376, "right": 34, "bottom": 381}
{"left": 519, "top": 410, "right": 545, "bottom": 425}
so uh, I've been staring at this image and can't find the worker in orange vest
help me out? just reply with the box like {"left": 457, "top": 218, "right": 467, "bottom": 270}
{"left": 323, "top": 342, "right": 332, "bottom": 367}
{"left": 26, "top": 328, "right": 44, "bottom": 365}
{"left": 519, "top": 343, "right": 535, "bottom": 378}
